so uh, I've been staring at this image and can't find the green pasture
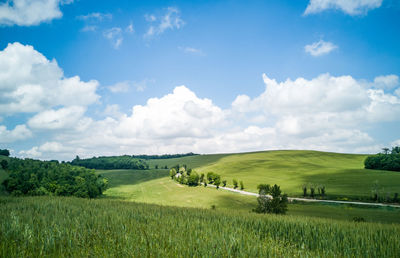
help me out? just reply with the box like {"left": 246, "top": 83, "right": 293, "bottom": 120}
{"left": 148, "top": 150, "right": 400, "bottom": 198}
{"left": 99, "top": 169, "right": 400, "bottom": 224}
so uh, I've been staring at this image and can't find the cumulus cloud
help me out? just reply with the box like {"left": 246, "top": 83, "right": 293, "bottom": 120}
{"left": 304, "top": 0, "right": 383, "bottom": 15}
{"left": 373, "top": 75, "right": 399, "bottom": 90}
{"left": 0, "top": 124, "right": 32, "bottom": 143}
{"left": 305, "top": 40, "right": 338, "bottom": 56}
{"left": 0, "top": 0, "right": 72, "bottom": 26}
{"left": 144, "top": 7, "right": 184, "bottom": 38}
{"left": 18, "top": 72, "right": 400, "bottom": 160}
{"left": 27, "top": 106, "right": 87, "bottom": 130}
{"left": 0, "top": 42, "right": 100, "bottom": 115}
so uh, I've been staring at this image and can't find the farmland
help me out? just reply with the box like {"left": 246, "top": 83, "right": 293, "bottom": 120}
{"left": 1, "top": 196, "right": 399, "bottom": 257}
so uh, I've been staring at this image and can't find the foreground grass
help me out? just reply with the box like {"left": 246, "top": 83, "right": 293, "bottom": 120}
{"left": 148, "top": 150, "right": 400, "bottom": 198}
{"left": 1, "top": 196, "right": 399, "bottom": 257}
{"left": 99, "top": 169, "right": 400, "bottom": 224}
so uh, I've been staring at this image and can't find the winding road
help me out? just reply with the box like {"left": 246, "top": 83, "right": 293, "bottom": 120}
{"left": 204, "top": 183, "right": 400, "bottom": 208}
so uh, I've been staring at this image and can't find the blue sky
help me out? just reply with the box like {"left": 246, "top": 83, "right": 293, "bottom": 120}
{"left": 0, "top": 0, "right": 400, "bottom": 160}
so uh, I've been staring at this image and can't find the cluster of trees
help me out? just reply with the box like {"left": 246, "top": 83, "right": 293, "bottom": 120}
{"left": 371, "top": 180, "right": 399, "bottom": 203}
{"left": 70, "top": 155, "right": 149, "bottom": 170}
{"left": 0, "top": 149, "right": 10, "bottom": 157}
{"left": 133, "top": 153, "right": 198, "bottom": 160}
{"left": 169, "top": 166, "right": 232, "bottom": 189}
{"left": 232, "top": 179, "right": 244, "bottom": 190}
{"left": 364, "top": 147, "right": 400, "bottom": 172}
{"left": 254, "top": 184, "right": 288, "bottom": 214}
{"left": 2, "top": 157, "right": 108, "bottom": 198}
{"left": 301, "top": 183, "right": 326, "bottom": 198}
{"left": 169, "top": 164, "right": 200, "bottom": 186}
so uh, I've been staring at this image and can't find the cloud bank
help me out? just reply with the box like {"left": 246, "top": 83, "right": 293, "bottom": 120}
{"left": 1, "top": 43, "right": 400, "bottom": 160}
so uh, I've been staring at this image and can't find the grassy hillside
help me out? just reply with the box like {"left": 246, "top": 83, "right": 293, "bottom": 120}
{"left": 1, "top": 196, "right": 399, "bottom": 257}
{"left": 148, "top": 150, "right": 400, "bottom": 198}
{"left": 99, "top": 169, "right": 400, "bottom": 223}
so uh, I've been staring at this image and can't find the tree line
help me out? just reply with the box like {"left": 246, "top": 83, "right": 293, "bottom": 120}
{"left": 132, "top": 152, "right": 198, "bottom": 160}
{"left": 364, "top": 146, "right": 400, "bottom": 172}
{"left": 69, "top": 155, "right": 149, "bottom": 170}
{"left": 0, "top": 149, "right": 10, "bottom": 157}
{"left": 1, "top": 157, "right": 108, "bottom": 198}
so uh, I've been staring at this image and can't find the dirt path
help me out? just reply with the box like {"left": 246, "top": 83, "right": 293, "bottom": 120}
{"left": 204, "top": 183, "right": 400, "bottom": 208}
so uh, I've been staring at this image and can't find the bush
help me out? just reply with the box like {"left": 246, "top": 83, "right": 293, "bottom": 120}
{"left": 222, "top": 180, "right": 227, "bottom": 187}
{"left": 240, "top": 181, "right": 244, "bottom": 190}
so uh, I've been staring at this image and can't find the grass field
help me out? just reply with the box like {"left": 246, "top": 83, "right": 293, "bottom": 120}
{"left": 147, "top": 150, "right": 400, "bottom": 198}
{"left": 99, "top": 169, "right": 400, "bottom": 224}
{"left": 1, "top": 196, "right": 399, "bottom": 257}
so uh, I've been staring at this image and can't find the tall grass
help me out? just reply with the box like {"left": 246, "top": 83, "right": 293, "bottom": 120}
{"left": 0, "top": 196, "right": 399, "bottom": 257}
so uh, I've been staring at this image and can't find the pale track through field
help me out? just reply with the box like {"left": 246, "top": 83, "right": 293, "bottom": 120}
{"left": 203, "top": 183, "right": 400, "bottom": 208}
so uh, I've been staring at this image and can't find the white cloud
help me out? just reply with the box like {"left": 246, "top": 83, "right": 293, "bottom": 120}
{"left": 27, "top": 106, "right": 87, "bottom": 130}
{"left": 304, "top": 40, "right": 338, "bottom": 56}
{"left": 144, "top": 7, "right": 184, "bottom": 38}
{"left": 77, "top": 12, "right": 112, "bottom": 21}
{"left": 11, "top": 70, "right": 400, "bottom": 160}
{"left": 304, "top": 0, "right": 383, "bottom": 15}
{"left": 0, "top": 42, "right": 100, "bottom": 115}
{"left": 373, "top": 75, "right": 399, "bottom": 90}
{"left": 103, "top": 27, "right": 123, "bottom": 49}
{"left": 0, "top": 124, "right": 32, "bottom": 143}
{"left": 0, "top": 0, "right": 72, "bottom": 26}
{"left": 126, "top": 22, "right": 134, "bottom": 33}
{"left": 179, "top": 46, "right": 204, "bottom": 55}
{"left": 81, "top": 25, "right": 97, "bottom": 32}
{"left": 108, "top": 79, "right": 155, "bottom": 93}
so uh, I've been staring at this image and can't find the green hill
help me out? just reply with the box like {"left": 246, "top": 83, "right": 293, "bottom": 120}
{"left": 147, "top": 150, "right": 400, "bottom": 198}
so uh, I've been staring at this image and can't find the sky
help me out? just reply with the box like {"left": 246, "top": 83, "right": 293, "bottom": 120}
{"left": 0, "top": 0, "right": 400, "bottom": 160}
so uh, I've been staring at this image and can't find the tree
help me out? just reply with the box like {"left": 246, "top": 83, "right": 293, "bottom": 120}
{"left": 169, "top": 168, "right": 177, "bottom": 179}
{"left": 254, "top": 184, "right": 288, "bottom": 214}
{"left": 257, "top": 184, "right": 271, "bottom": 195}
{"left": 240, "top": 181, "right": 244, "bottom": 190}
{"left": 382, "top": 148, "right": 390, "bottom": 155}
{"left": 187, "top": 172, "right": 200, "bottom": 186}
{"left": 0, "top": 149, "right": 10, "bottom": 157}
{"left": 214, "top": 178, "right": 221, "bottom": 189}
{"left": 200, "top": 173, "right": 205, "bottom": 182}
{"left": 302, "top": 184, "right": 307, "bottom": 197}
{"left": 233, "top": 179, "right": 238, "bottom": 189}
{"left": 222, "top": 180, "right": 227, "bottom": 187}
{"left": 155, "top": 164, "right": 158, "bottom": 169}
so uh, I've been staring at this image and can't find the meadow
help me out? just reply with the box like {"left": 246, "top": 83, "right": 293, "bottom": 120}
{"left": 1, "top": 196, "right": 399, "bottom": 257}
{"left": 147, "top": 150, "right": 400, "bottom": 199}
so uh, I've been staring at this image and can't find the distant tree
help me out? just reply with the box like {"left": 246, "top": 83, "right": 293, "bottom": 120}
{"left": 164, "top": 165, "right": 168, "bottom": 169}
{"left": 200, "top": 173, "right": 205, "bottom": 182}
{"left": 302, "top": 184, "right": 307, "bottom": 197}
{"left": 240, "top": 181, "right": 244, "bottom": 190}
{"left": 187, "top": 168, "right": 192, "bottom": 176}
{"left": 0, "top": 149, "right": 10, "bottom": 157}
{"left": 254, "top": 184, "right": 288, "bottom": 215}
{"left": 222, "top": 180, "right": 227, "bottom": 187}
{"left": 382, "top": 148, "right": 390, "bottom": 155}
{"left": 169, "top": 168, "right": 177, "bottom": 179}
{"left": 214, "top": 178, "right": 221, "bottom": 189}
{"left": 204, "top": 181, "right": 207, "bottom": 187}
{"left": 233, "top": 179, "right": 238, "bottom": 189}
{"left": 155, "top": 164, "right": 158, "bottom": 169}
{"left": 310, "top": 184, "right": 315, "bottom": 198}
{"left": 187, "top": 172, "right": 200, "bottom": 186}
